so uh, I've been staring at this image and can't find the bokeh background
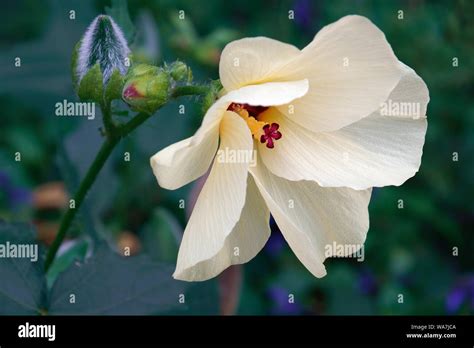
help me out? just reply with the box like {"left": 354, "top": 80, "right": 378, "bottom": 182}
{"left": 0, "top": 0, "right": 473, "bottom": 315}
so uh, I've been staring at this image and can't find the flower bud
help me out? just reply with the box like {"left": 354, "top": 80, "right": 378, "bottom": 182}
{"left": 122, "top": 64, "right": 170, "bottom": 114}
{"left": 75, "top": 15, "right": 131, "bottom": 87}
{"left": 168, "top": 61, "right": 191, "bottom": 82}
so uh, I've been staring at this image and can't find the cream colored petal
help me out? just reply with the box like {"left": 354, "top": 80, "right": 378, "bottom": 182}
{"left": 225, "top": 79, "right": 309, "bottom": 107}
{"left": 149, "top": 77, "right": 308, "bottom": 191}
{"left": 276, "top": 15, "right": 403, "bottom": 132}
{"left": 174, "top": 175, "right": 271, "bottom": 281}
{"left": 219, "top": 37, "right": 300, "bottom": 91}
{"left": 250, "top": 157, "right": 371, "bottom": 278}
{"left": 150, "top": 97, "right": 230, "bottom": 190}
{"left": 173, "top": 111, "right": 254, "bottom": 281}
{"left": 260, "top": 65, "right": 428, "bottom": 190}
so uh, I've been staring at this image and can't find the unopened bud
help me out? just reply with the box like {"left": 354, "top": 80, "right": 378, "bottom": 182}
{"left": 122, "top": 64, "right": 170, "bottom": 114}
{"left": 168, "top": 61, "right": 191, "bottom": 82}
{"left": 75, "top": 15, "right": 131, "bottom": 87}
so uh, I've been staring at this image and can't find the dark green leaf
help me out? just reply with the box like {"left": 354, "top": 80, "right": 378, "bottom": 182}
{"left": 0, "top": 222, "right": 46, "bottom": 315}
{"left": 105, "top": 69, "right": 125, "bottom": 103}
{"left": 48, "top": 244, "right": 186, "bottom": 315}
{"left": 141, "top": 208, "right": 181, "bottom": 263}
{"left": 46, "top": 239, "right": 89, "bottom": 290}
{"left": 163, "top": 281, "right": 220, "bottom": 315}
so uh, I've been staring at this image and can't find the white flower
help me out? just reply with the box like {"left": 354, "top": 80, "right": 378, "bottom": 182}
{"left": 77, "top": 15, "right": 131, "bottom": 84}
{"left": 150, "top": 15, "right": 429, "bottom": 281}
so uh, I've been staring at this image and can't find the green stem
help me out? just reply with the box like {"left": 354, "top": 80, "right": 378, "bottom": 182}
{"left": 101, "top": 103, "right": 115, "bottom": 136}
{"left": 44, "top": 137, "right": 118, "bottom": 271}
{"left": 44, "top": 83, "right": 209, "bottom": 272}
{"left": 172, "top": 85, "right": 209, "bottom": 98}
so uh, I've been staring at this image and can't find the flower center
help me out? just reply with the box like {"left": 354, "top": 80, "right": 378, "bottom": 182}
{"left": 227, "top": 103, "right": 282, "bottom": 149}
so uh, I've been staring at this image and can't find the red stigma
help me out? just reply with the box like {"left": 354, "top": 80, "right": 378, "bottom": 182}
{"left": 260, "top": 123, "right": 282, "bottom": 149}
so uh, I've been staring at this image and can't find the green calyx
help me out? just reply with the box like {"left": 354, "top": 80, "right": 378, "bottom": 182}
{"left": 77, "top": 63, "right": 103, "bottom": 103}
{"left": 168, "top": 61, "right": 192, "bottom": 83}
{"left": 201, "top": 79, "right": 223, "bottom": 115}
{"left": 122, "top": 64, "right": 171, "bottom": 114}
{"left": 76, "top": 64, "right": 125, "bottom": 107}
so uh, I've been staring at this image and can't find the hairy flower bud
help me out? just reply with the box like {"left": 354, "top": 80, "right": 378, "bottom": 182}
{"left": 168, "top": 61, "right": 191, "bottom": 82}
{"left": 122, "top": 64, "right": 170, "bottom": 114}
{"left": 76, "top": 15, "right": 131, "bottom": 86}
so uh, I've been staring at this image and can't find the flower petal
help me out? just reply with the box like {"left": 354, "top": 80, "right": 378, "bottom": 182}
{"left": 173, "top": 111, "right": 254, "bottom": 281}
{"left": 259, "top": 65, "right": 428, "bottom": 190}
{"left": 150, "top": 97, "right": 229, "bottom": 190}
{"left": 276, "top": 15, "right": 403, "bottom": 132}
{"left": 250, "top": 157, "right": 371, "bottom": 278}
{"left": 150, "top": 76, "right": 308, "bottom": 191}
{"left": 226, "top": 79, "right": 309, "bottom": 107}
{"left": 219, "top": 37, "right": 300, "bottom": 91}
{"left": 174, "top": 175, "right": 270, "bottom": 281}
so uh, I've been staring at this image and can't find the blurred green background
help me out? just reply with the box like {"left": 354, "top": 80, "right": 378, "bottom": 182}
{"left": 0, "top": 0, "right": 473, "bottom": 315}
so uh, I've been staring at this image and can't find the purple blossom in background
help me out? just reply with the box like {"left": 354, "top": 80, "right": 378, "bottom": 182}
{"left": 0, "top": 171, "right": 31, "bottom": 207}
{"left": 264, "top": 216, "right": 286, "bottom": 256}
{"left": 267, "top": 286, "right": 304, "bottom": 315}
{"left": 293, "top": 0, "right": 321, "bottom": 33}
{"left": 357, "top": 268, "right": 378, "bottom": 296}
{"left": 445, "top": 275, "right": 474, "bottom": 314}
{"left": 446, "top": 288, "right": 465, "bottom": 314}
{"left": 0, "top": 172, "right": 9, "bottom": 186}
{"left": 294, "top": 0, "right": 311, "bottom": 30}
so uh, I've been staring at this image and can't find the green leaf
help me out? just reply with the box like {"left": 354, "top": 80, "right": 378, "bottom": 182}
{"left": 77, "top": 63, "right": 103, "bottom": 104}
{"left": 139, "top": 209, "right": 220, "bottom": 315}
{"left": 105, "top": 0, "right": 135, "bottom": 43}
{"left": 140, "top": 208, "right": 181, "bottom": 263}
{"left": 47, "top": 244, "right": 186, "bottom": 314}
{"left": 166, "top": 281, "right": 220, "bottom": 315}
{"left": 105, "top": 68, "right": 125, "bottom": 103}
{"left": 0, "top": 222, "right": 46, "bottom": 315}
{"left": 46, "top": 239, "right": 89, "bottom": 290}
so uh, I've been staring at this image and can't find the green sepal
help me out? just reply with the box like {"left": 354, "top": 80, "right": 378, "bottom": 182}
{"left": 201, "top": 79, "right": 223, "bottom": 115}
{"left": 78, "top": 63, "right": 104, "bottom": 104}
{"left": 105, "top": 69, "right": 125, "bottom": 103}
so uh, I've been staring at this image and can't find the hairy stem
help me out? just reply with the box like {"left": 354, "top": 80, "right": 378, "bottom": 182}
{"left": 101, "top": 102, "right": 116, "bottom": 136}
{"left": 172, "top": 85, "right": 209, "bottom": 98}
{"left": 44, "top": 84, "right": 209, "bottom": 272}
